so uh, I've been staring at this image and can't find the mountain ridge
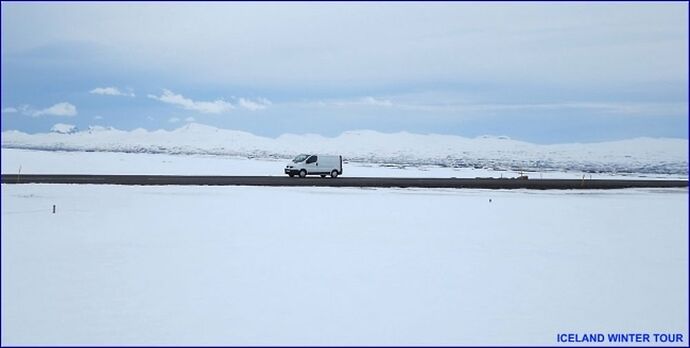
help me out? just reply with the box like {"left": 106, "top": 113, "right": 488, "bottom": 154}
{"left": 2, "top": 123, "right": 687, "bottom": 175}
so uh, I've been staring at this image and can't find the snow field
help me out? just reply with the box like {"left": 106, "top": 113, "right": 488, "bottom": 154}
{"left": 1, "top": 184, "right": 687, "bottom": 345}
{"left": 2, "top": 148, "right": 686, "bottom": 180}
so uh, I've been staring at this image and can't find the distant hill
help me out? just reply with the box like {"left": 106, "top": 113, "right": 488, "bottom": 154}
{"left": 2, "top": 123, "right": 688, "bottom": 175}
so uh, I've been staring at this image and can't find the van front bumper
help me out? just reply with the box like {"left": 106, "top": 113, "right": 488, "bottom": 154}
{"left": 285, "top": 168, "right": 300, "bottom": 175}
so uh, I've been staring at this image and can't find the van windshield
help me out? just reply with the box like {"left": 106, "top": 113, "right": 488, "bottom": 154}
{"left": 292, "top": 154, "right": 309, "bottom": 163}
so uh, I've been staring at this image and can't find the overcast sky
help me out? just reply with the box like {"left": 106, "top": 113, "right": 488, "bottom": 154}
{"left": 1, "top": 2, "right": 687, "bottom": 143}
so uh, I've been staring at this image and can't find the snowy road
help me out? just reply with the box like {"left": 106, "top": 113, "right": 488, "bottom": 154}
{"left": 2, "top": 174, "right": 688, "bottom": 189}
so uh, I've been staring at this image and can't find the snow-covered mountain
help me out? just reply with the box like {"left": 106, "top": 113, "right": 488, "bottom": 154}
{"left": 2, "top": 123, "right": 688, "bottom": 175}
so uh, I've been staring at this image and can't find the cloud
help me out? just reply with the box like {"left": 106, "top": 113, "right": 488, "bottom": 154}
{"left": 93, "top": 115, "right": 103, "bottom": 120}
{"left": 50, "top": 123, "right": 77, "bottom": 134}
{"left": 2, "top": 102, "right": 78, "bottom": 117}
{"left": 148, "top": 90, "right": 271, "bottom": 113}
{"left": 90, "top": 87, "right": 135, "bottom": 97}
{"left": 3, "top": 3, "right": 686, "bottom": 122}
{"left": 360, "top": 96, "right": 392, "bottom": 107}
{"left": 238, "top": 97, "right": 271, "bottom": 111}
{"left": 419, "top": 101, "right": 687, "bottom": 115}
{"left": 297, "top": 94, "right": 685, "bottom": 117}
{"left": 184, "top": 117, "right": 196, "bottom": 122}
{"left": 305, "top": 96, "right": 395, "bottom": 108}
{"left": 149, "top": 89, "right": 234, "bottom": 114}
{"left": 33, "top": 102, "right": 77, "bottom": 117}
{"left": 168, "top": 117, "right": 181, "bottom": 123}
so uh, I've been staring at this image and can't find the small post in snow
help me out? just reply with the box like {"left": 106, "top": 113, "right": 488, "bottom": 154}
{"left": 52, "top": 205, "right": 56, "bottom": 214}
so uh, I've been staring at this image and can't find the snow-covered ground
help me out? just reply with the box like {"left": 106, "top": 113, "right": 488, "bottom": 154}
{"left": 2, "top": 127, "right": 688, "bottom": 345}
{"left": 2, "top": 184, "right": 688, "bottom": 345}
{"left": 3, "top": 123, "right": 688, "bottom": 175}
{"left": 2, "top": 148, "right": 687, "bottom": 180}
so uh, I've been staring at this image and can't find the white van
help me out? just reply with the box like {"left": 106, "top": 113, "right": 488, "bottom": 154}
{"left": 285, "top": 154, "right": 343, "bottom": 178}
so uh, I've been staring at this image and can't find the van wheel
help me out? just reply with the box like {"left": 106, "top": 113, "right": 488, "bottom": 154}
{"left": 320, "top": 174, "right": 326, "bottom": 178}
{"left": 330, "top": 170, "right": 339, "bottom": 178}
{"left": 299, "top": 169, "right": 307, "bottom": 178}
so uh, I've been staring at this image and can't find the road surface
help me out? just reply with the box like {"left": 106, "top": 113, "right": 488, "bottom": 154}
{"left": 1, "top": 174, "right": 687, "bottom": 190}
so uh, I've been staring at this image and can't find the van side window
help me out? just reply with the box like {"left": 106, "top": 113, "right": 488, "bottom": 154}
{"left": 306, "top": 155, "right": 317, "bottom": 164}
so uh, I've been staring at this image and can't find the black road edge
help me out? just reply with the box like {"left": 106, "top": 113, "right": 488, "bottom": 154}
{"left": 1, "top": 174, "right": 688, "bottom": 190}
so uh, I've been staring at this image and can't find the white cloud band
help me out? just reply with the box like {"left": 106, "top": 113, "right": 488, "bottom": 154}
{"left": 33, "top": 102, "right": 78, "bottom": 117}
{"left": 148, "top": 89, "right": 271, "bottom": 113}
{"left": 149, "top": 89, "right": 234, "bottom": 114}
{"left": 238, "top": 97, "right": 272, "bottom": 111}
{"left": 90, "top": 87, "right": 135, "bottom": 97}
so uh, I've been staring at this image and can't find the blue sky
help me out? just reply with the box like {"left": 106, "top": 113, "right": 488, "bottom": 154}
{"left": 1, "top": 2, "right": 687, "bottom": 143}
